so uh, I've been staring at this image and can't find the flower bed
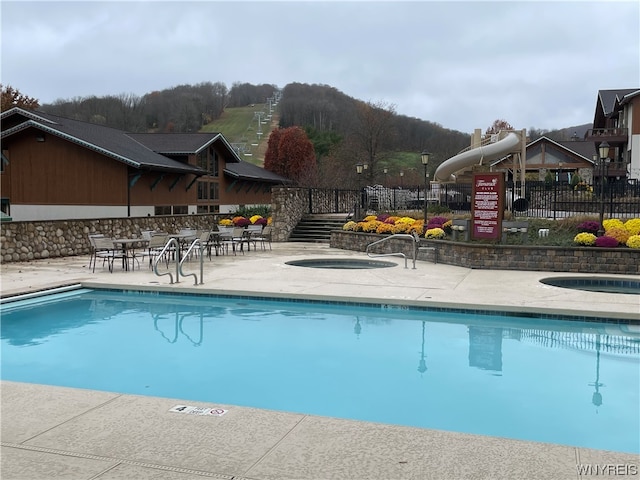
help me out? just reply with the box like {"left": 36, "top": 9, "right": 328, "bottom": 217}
{"left": 331, "top": 230, "right": 640, "bottom": 275}
{"left": 334, "top": 214, "right": 640, "bottom": 274}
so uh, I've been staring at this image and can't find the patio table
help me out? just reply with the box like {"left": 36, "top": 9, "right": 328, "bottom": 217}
{"left": 112, "top": 238, "right": 149, "bottom": 271}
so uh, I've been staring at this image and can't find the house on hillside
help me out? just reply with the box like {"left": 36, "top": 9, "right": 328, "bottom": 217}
{"left": 0, "top": 108, "right": 289, "bottom": 221}
{"left": 584, "top": 88, "right": 640, "bottom": 181}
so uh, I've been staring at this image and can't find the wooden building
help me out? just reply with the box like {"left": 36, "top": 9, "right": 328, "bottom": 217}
{"left": 0, "top": 108, "right": 288, "bottom": 221}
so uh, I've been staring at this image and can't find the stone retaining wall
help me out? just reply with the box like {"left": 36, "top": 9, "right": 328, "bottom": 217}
{"left": 1, "top": 215, "right": 217, "bottom": 262}
{"left": 270, "top": 187, "right": 308, "bottom": 242}
{"left": 331, "top": 231, "right": 640, "bottom": 275}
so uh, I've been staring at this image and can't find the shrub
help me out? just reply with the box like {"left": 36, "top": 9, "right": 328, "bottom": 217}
{"left": 624, "top": 218, "right": 640, "bottom": 236}
{"left": 594, "top": 235, "right": 619, "bottom": 248}
{"left": 361, "top": 220, "right": 382, "bottom": 233}
{"left": 603, "top": 218, "right": 624, "bottom": 231}
{"left": 233, "top": 216, "right": 250, "bottom": 227}
{"left": 376, "top": 223, "right": 395, "bottom": 234}
{"left": 573, "top": 232, "right": 596, "bottom": 246}
{"left": 425, "top": 227, "right": 445, "bottom": 239}
{"left": 626, "top": 235, "right": 640, "bottom": 249}
{"left": 343, "top": 221, "right": 357, "bottom": 231}
{"left": 576, "top": 221, "right": 600, "bottom": 234}
{"left": 605, "top": 227, "right": 630, "bottom": 245}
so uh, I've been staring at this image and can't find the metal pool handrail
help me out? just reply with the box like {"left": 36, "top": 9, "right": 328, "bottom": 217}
{"left": 179, "top": 238, "right": 204, "bottom": 285}
{"left": 153, "top": 238, "right": 180, "bottom": 284}
{"left": 365, "top": 233, "right": 420, "bottom": 269}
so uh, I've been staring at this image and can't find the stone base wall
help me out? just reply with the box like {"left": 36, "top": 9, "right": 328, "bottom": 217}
{"left": 331, "top": 231, "right": 640, "bottom": 275}
{"left": 271, "top": 187, "right": 308, "bottom": 242}
{"left": 1, "top": 215, "right": 218, "bottom": 262}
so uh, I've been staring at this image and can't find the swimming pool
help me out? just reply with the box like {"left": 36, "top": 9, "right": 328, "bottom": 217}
{"left": 1, "top": 288, "right": 639, "bottom": 454}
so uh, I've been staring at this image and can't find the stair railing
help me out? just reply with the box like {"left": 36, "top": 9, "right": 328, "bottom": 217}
{"left": 365, "top": 233, "right": 420, "bottom": 269}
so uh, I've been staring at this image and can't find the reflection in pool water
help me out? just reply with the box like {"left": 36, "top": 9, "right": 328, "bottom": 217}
{"left": 1, "top": 288, "right": 639, "bottom": 453}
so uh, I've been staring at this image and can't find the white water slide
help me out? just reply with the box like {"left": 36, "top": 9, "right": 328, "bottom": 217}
{"left": 434, "top": 132, "right": 521, "bottom": 183}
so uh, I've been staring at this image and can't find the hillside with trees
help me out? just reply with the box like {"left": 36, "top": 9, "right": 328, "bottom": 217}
{"left": 3, "top": 81, "right": 590, "bottom": 188}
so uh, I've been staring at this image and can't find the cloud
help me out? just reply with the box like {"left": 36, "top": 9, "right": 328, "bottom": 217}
{"left": 2, "top": 1, "right": 638, "bottom": 133}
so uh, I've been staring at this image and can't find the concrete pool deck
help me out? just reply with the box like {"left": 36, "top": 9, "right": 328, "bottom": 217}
{"left": 1, "top": 242, "right": 639, "bottom": 479}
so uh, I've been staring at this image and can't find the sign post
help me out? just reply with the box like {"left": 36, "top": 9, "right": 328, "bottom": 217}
{"left": 471, "top": 173, "right": 505, "bottom": 241}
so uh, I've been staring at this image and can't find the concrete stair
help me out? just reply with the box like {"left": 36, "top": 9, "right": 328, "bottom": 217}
{"left": 289, "top": 214, "right": 348, "bottom": 243}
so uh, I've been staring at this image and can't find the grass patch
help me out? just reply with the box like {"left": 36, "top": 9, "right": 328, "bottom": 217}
{"left": 200, "top": 104, "right": 276, "bottom": 165}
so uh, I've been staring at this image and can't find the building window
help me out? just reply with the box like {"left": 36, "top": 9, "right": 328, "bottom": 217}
{"left": 197, "top": 181, "right": 208, "bottom": 200}
{"left": 209, "top": 182, "right": 219, "bottom": 201}
{"left": 212, "top": 150, "right": 219, "bottom": 177}
{"left": 197, "top": 150, "right": 208, "bottom": 171}
{"left": 154, "top": 206, "right": 171, "bottom": 216}
{"left": 173, "top": 205, "right": 187, "bottom": 215}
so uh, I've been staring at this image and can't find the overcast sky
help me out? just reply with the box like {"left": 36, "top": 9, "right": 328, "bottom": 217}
{"left": 2, "top": 1, "right": 638, "bottom": 134}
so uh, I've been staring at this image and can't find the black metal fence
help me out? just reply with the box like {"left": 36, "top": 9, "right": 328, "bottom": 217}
{"left": 509, "top": 180, "right": 640, "bottom": 219}
{"left": 304, "top": 180, "right": 640, "bottom": 219}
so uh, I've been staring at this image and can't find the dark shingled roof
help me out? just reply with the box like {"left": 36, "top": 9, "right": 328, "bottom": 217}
{"left": 598, "top": 89, "right": 638, "bottom": 116}
{"left": 1, "top": 108, "right": 206, "bottom": 175}
{"left": 128, "top": 132, "right": 237, "bottom": 158}
{"left": 224, "top": 160, "right": 290, "bottom": 183}
{"left": 556, "top": 140, "right": 598, "bottom": 162}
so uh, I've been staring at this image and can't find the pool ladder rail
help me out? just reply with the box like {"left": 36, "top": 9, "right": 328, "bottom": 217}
{"left": 153, "top": 237, "right": 205, "bottom": 285}
{"left": 365, "top": 233, "right": 416, "bottom": 269}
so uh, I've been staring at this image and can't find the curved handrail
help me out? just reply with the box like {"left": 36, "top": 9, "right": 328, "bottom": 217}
{"left": 179, "top": 238, "right": 204, "bottom": 285}
{"left": 153, "top": 238, "right": 180, "bottom": 284}
{"left": 365, "top": 233, "right": 419, "bottom": 269}
{"left": 179, "top": 313, "right": 204, "bottom": 346}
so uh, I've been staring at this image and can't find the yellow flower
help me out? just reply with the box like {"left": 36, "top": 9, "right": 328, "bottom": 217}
{"left": 343, "top": 221, "right": 357, "bottom": 231}
{"left": 573, "top": 232, "right": 596, "bottom": 246}
{"left": 425, "top": 228, "right": 445, "bottom": 239}
{"left": 219, "top": 218, "right": 233, "bottom": 226}
{"left": 606, "top": 227, "right": 630, "bottom": 245}
{"left": 364, "top": 215, "right": 378, "bottom": 222}
{"left": 626, "top": 235, "right": 640, "bottom": 249}
{"left": 249, "top": 215, "right": 263, "bottom": 224}
{"left": 362, "top": 220, "right": 382, "bottom": 233}
{"left": 376, "top": 223, "right": 395, "bottom": 234}
{"left": 603, "top": 219, "right": 624, "bottom": 231}
{"left": 623, "top": 218, "right": 640, "bottom": 236}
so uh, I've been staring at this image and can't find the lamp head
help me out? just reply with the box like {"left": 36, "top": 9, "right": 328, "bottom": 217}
{"left": 356, "top": 164, "right": 364, "bottom": 174}
{"left": 421, "top": 151, "right": 431, "bottom": 166}
{"left": 598, "top": 141, "right": 610, "bottom": 160}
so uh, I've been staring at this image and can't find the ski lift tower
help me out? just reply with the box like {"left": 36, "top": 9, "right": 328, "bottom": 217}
{"left": 254, "top": 111, "right": 265, "bottom": 140}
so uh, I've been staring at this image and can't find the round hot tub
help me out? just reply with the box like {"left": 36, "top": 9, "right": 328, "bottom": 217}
{"left": 285, "top": 258, "right": 398, "bottom": 269}
{"left": 540, "top": 276, "right": 640, "bottom": 295}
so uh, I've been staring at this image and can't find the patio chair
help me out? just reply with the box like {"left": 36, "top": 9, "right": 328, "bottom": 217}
{"left": 245, "top": 224, "right": 263, "bottom": 250}
{"left": 92, "top": 236, "right": 125, "bottom": 273}
{"left": 253, "top": 225, "right": 273, "bottom": 250}
{"left": 88, "top": 233, "right": 105, "bottom": 271}
{"left": 232, "top": 227, "right": 251, "bottom": 253}
{"left": 142, "top": 233, "right": 171, "bottom": 269}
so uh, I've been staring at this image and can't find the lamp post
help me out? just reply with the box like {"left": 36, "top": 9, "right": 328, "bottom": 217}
{"left": 355, "top": 164, "right": 365, "bottom": 220}
{"left": 421, "top": 151, "right": 431, "bottom": 225}
{"left": 597, "top": 142, "right": 610, "bottom": 236}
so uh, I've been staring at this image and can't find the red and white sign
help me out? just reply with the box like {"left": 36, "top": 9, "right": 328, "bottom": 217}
{"left": 472, "top": 173, "right": 504, "bottom": 240}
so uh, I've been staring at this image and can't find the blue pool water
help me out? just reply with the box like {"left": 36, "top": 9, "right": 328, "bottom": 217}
{"left": 1, "top": 288, "right": 639, "bottom": 454}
